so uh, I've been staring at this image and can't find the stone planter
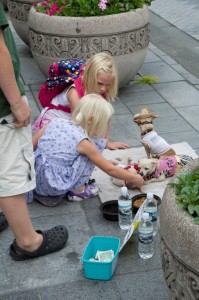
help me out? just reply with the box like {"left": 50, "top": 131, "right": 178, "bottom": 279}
{"left": 28, "top": 5, "right": 150, "bottom": 88}
{"left": 7, "top": 0, "right": 41, "bottom": 46}
{"left": 160, "top": 158, "right": 199, "bottom": 299}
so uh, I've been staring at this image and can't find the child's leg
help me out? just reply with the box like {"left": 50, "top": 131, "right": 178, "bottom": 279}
{"left": 0, "top": 194, "right": 43, "bottom": 252}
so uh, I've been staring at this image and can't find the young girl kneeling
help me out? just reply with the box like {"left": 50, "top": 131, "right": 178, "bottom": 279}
{"left": 31, "top": 94, "right": 144, "bottom": 206}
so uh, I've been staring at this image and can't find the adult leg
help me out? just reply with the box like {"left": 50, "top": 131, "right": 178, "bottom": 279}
{"left": 0, "top": 194, "right": 43, "bottom": 252}
{"left": 0, "top": 211, "right": 8, "bottom": 232}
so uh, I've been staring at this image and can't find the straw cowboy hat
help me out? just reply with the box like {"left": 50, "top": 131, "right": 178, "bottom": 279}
{"left": 134, "top": 108, "right": 159, "bottom": 123}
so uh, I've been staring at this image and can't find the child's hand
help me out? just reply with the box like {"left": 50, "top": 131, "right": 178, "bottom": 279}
{"left": 128, "top": 174, "right": 144, "bottom": 189}
{"left": 106, "top": 141, "right": 129, "bottom": 150}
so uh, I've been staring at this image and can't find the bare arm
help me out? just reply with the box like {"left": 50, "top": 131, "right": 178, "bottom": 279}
{"left": 67, "top": 87, "right": 80, "bottom": 112}
{"left": 77, "top": 139, "right": 144, "bottom": 187}
{"left": 0, "top": 28, "right": 31, "bottom": 128}
{"left": 32, "top": 126, "right": 46, "bottom": 150}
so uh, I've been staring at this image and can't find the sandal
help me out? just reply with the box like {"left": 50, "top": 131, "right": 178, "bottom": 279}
{"left": 34, "top": 192, "right": 64, "bottom": 207}
{"left": 0, "top": 212, "right": 8, "bottom": 233}
{"left": 9, "top": 225, "right": 68, "bottom": 261}
{"left": 67, "top": 183, "right": 98, "bottom": 202}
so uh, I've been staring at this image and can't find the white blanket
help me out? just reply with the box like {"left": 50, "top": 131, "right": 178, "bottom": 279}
{"left": 92, "top": 142, "right": 198, "bottom": 203}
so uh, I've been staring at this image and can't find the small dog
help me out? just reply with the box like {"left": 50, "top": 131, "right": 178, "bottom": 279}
{"left": 138, "top": 155, "right": 193, "bottom": 184}
{"left": 112, "top": 156, "right": 143, "bottom": 192}
{"left": 134, "top": 108, "right": 176, "bottom": 158}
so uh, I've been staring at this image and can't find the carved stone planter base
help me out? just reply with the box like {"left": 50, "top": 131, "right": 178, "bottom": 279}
{"left": 28, "top": 5, "right": 150, "bottom": 88}
{"left": 161, "top": 238, "right": 199, "bottom": 300}
{"left": 7, "top": 0, "right": 40, "bottom": 46}
{"left": 160, "top": 158, "right": 199, "bottom": 300}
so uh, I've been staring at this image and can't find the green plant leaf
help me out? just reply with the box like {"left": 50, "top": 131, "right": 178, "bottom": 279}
{"left": 170, "top": 169, "right": 199, "bottom": 224}
{"left": 136, "top": 75, "right": 159, "bottom": 84}
{"left": 194, "top": 205, "right": 199, "bottom": 216}
{"left": 188, "top": 204, "right": 195, "bottom": 215}
{"left": 193, "top": 217, "right": 199, "bottom": 225}
{"left": 177, "top": 203, "right": 187, "bottom": 209}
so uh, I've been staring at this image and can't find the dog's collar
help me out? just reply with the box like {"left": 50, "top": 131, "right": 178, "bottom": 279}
{"left": 124, "top": 163, "right": 139, "bottom": 171}
{"left": 137, "top": 121, "right": 153, "bottom": 126}
{"left": 141, "top": 128, "right": 153, "bottom": 137}
{"left": 143, "top": 168, "right": 157, "bottom": 181}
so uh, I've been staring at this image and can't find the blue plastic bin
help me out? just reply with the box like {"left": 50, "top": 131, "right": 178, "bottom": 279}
{"left": 82, "top": 236, "right": 120, "bottom": 280}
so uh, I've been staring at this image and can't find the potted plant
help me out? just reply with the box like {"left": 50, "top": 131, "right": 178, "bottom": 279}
{"left": 159, "top": 158, "right": 199, "bottom": 299}
{"left": 28, "top": 0, "right": 154, "bottom": 87}
{"left": 7, "top": 0, "right": 41, "bottom": 46}
{"left": 169, "top": 169, "right": 199, "bottom": 224}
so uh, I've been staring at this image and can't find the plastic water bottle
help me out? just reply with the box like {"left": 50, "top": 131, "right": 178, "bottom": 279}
{"left": 138, "top": 212, "right": 154, "bottom": 259}
{"left": 144, "top": 192, "right": 158, "bottom": 236}
{"left": 118, "top": 186, "right": 133, "bottom": 230}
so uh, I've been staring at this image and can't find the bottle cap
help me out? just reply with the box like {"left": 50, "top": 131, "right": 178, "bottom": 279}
{"left": 147, "top": 192, "right": 153, "bottom": 200}
{"left": 142, "top": 212, "right": 149, "bottom": 220}
{"left": 121, "top": 186, "right": 128, "bottom": 195}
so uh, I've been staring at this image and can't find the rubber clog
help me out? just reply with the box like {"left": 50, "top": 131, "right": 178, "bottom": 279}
{"left": 9, "top": 225, "right": 68, "bottom": 261}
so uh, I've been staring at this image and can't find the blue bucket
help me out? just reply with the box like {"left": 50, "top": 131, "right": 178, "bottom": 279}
{"left": 82, "top": 236, "right": 120, "bottom": 280}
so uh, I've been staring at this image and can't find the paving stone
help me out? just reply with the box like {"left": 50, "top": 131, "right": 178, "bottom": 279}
{"left": 176, "top": 106, "right": 199, "bottom": 131}
{"left": 110, "top": 114, "right": 141, "bottom": 147}
{"left": 160, "top": 55, "right": 178, "bottom": 65}
{"left": 144, "top": 50, "right": 161, "bottom": 63}
{"left": 37, "top": 280, "right": 120, "bottom": 300}
{"left": 153, "top": 81, "right": 199, "bottom": 107}
{"left": 139, "top": 61, "right": 184, "bottom": 83}
{"left": 120, "top": 82, "right": 154, "bottom": 93}
{"left": 160, "top": 131, "right": 199, "bottom": 151}
{"left": 153, "top": 115, "right": 193, "bottom": 134}
{"left": 119, "top": 90, "right": 165, "bottom": 109}
{"left": 113, "top": 269, "right": 169, "bottom": 300}
{"left": 132, "top": 102, "right": 178, "bottom": 118}
{"left": 20, "top": 57, "right": 46, "bottom": 85}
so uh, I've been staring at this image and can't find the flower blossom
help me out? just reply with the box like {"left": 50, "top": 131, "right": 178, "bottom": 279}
{"left": 98, "top": 0, "right": 108, "bottom": 11}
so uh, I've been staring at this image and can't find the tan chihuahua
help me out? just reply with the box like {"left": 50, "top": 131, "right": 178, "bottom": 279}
{"left": 134, "top": 108, "right": 176, "bottom": 158}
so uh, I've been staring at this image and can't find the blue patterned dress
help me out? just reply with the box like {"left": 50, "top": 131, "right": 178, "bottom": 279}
{"left": 34, "top": 118, "right": 107, "bottom": 196}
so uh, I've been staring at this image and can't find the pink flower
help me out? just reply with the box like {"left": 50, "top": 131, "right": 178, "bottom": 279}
{"left": 98, "top": 0, "right": 107, "bottom": 11}
{"left": 51, "top": 3, "right": 59, "bottom": 10}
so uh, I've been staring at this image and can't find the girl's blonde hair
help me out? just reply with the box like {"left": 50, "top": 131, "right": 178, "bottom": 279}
{"left": 83, "top": 52, "right": 118, "bottom": 101}
{"left": 72, "top": 94, "right": 114, "bottom": 138}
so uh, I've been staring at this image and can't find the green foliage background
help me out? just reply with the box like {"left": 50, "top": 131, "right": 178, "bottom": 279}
{"left": 169, "top": 169, "right": 199, "bottom": 224}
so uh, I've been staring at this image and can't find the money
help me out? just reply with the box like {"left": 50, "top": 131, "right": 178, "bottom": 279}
{"left": 95, "top": 250, "right": 114, "bottom": 262}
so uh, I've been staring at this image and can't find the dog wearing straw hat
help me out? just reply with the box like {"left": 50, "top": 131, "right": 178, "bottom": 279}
{"left": 133, "top": 108, "right": 176, "bottom": 158}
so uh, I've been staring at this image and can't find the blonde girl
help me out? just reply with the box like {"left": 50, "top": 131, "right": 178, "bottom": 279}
{"left": 33, "top": 52, "right": 128, "bottom": 150}
{"left": 31, "top": 94, "right": 143, "bottom": 206}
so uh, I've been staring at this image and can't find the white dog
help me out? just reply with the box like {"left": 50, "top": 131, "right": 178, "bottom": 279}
{"left": 138, "top": 155, "right": 193, "bottom": 184}
{"left": 111, "top": 155, "right": 143, "bottom": 192}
